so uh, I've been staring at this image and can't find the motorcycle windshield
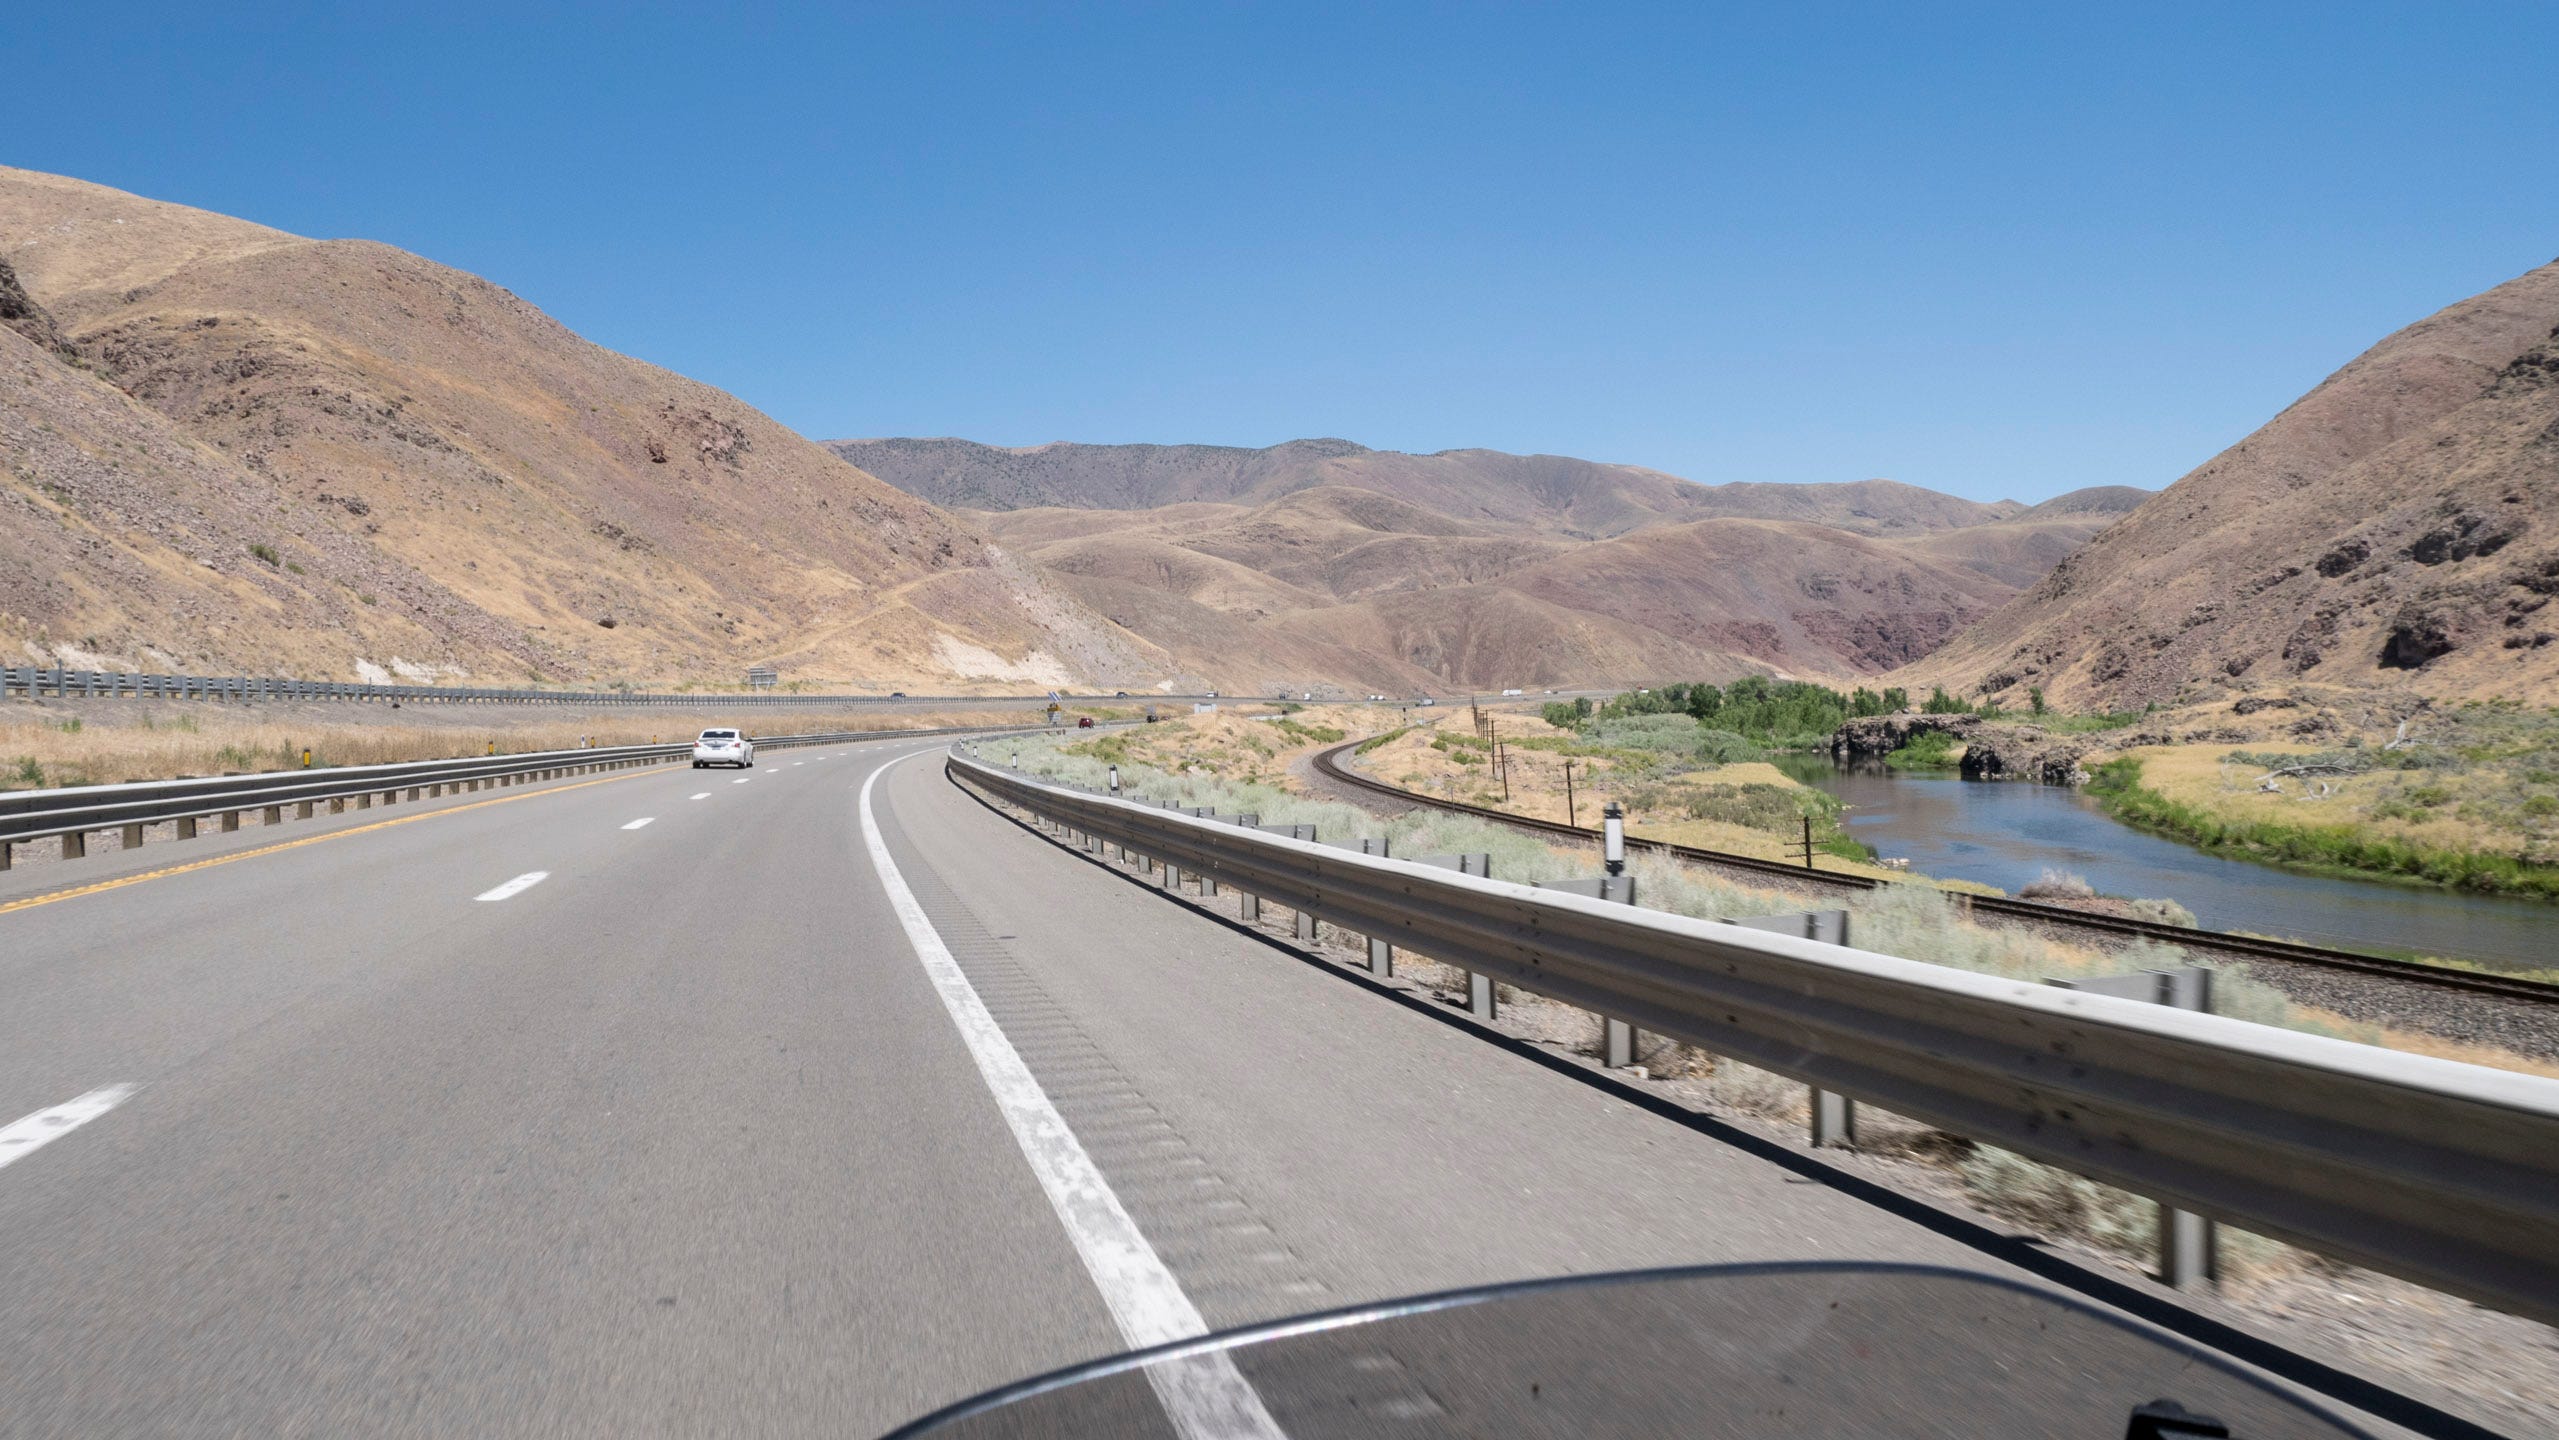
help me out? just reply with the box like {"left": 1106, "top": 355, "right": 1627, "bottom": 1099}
{"left": 885, "top": 1263, "right": 2368, "bottom": 1439}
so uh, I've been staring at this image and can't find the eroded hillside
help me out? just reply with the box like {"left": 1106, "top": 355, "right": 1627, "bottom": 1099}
{"left": 0, "top": 166, "right": 1154, "bottom": 687}
{"left": 1903, "top": 258, "right": 2559, "bottom": 709}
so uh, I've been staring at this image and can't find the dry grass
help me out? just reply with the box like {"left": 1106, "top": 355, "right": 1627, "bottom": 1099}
{"left": 1356, "top": 720, "right": 1939, "bottom": 886}
{"left": 0, "top": 700, "right": 1036, "bottom": 788}
{"left": 2128, "top": 743, "right": 2503, "bottom": 855}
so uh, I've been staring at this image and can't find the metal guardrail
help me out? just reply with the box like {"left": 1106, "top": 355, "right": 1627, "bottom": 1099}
{"left": 949, "top": 748, "right": 2559, "bottom": 1327}
{"left": 0, "top": 664, "right": 1207, "bottom": 708}
{"left": 0, "top": 724, "right": 1029, "bottom": 869}
{"left": 1309, "top": 740, "right": 2559, "bottom": 1006}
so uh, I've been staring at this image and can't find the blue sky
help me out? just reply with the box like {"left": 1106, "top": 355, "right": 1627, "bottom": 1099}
{"left": 10, "top": 3, "right": 2555, "bottom": 502}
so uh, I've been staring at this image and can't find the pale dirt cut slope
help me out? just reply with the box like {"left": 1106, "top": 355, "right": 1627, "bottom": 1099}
{"left": 0, "top": 166, "right": 1157, "bottom": 688}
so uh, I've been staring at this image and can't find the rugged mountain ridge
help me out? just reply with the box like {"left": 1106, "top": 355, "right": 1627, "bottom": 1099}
{"left": 1902, "top": 257, "right": 2559, "bottom": 708}
{"left": 0, "top": 166, "right": 1153, "bottom": 687}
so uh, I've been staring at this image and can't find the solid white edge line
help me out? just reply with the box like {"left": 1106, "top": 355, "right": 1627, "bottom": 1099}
{"left": 858, "top": 754, "right": 1285, "bottom": 1440}
{"left": 0, "top": 1085, "right": 138, "bottom": 1172}
{"left": 474, "top": 871, "right": 550, "bottom": 902}
{"left": 621, "top": 817, "right": 655, "bottom": 830}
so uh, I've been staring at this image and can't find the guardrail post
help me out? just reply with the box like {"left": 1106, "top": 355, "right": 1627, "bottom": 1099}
{"left": 295, "top": 802, "right": 312, "bottom": 819}
{"left": 1239, "top": 891, "right": 1261, "bottom": 923}
{"left": 1467, "top": 971, "right": 1496, "bottom": 1019}
{"left": 222, "top": 811, "right": 241, "bottom": 832}
{"left": 62, "top": 831, "right": 85, "bottom": 859}
{"left": 0, "top": 839, "right": 10, "bottom": 870}
{"left": 1346, "top": 836, "right": 1393, "bottom": 974}
{"left": 122, "top": 823, "right": 145, "bottom": 849}
{"left": 176, "top": 817, "right": 198, "bottom": 840}
{"left": 2161, "top": 1205, "right": 2218, "bottom": 1291}
{"left": 1811, "top": 1089, "right": 1858, "bottom": 1148}
{"left": 2043, "top": 965, "right": 2220, "bottom": 1286}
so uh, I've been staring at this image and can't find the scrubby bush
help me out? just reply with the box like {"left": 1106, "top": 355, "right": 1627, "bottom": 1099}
{"left": 2017, "top": 869, "right": 2094, "bottom": 900}
{"left": 1590, "top": 714, "right": 1707, "bottom": 753}
{"left": 1693, "top": 729, "right": 1760, "bottom": 765}
{"left": 1883, "top": 731, "right": 1961, "bottom": 769}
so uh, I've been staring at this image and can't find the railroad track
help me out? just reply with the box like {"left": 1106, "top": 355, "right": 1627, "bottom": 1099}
{"left": 1312, "top": 739, "right": 2559, "bottom": 1007}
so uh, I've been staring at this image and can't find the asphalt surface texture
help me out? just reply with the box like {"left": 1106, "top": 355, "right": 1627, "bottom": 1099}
{"left": 0, "top": 736, "right": 2432, "bottom": 1438}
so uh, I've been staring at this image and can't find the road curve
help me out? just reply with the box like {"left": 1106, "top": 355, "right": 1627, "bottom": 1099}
{"left": 0, "top": 736, "right": 2462, "bottom": 1436}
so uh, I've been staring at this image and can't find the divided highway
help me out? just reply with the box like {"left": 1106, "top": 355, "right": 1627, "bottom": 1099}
{"left": 0, "top": 737, "right": 2438, "bottom": 1435}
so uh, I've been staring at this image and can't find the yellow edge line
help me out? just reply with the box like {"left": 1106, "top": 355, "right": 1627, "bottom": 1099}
{"left": 0, "top": 765, "right": 665, "bottom": 919}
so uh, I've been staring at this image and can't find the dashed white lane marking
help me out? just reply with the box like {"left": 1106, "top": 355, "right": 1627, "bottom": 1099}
{"left": 732, "top": 778, "right": 752, "bottom": 785}
{"left": 0, "top": 1086, "right": 138, "bottom": 1173}
{"left": 622, "top": 817, "right": 655, "bottom": 831}
{"left": 690, "top": 792, "right": 711, "bottom": 800}
{"left": 792, "top": 761, "right": 804, "bottom": 766}
{"left": 858, "top": 756, "right": 1284, "bottom": 1440}
{"left": 474, "top": 871, "right": 549, "bottom": 902}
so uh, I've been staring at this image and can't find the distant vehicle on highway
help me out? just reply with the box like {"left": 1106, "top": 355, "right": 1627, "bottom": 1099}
{"left": 1415, "top": 696, "right": 1436, "bottom": 706}
{"left": 1114, "top": 690, "right": 1129, "bottom": 697}
{"left": 889, "top": 691, "right": 907, "bottom": 698}
{"left": 691, "top": 728, "right": 754, "bottom": 768}
{"left": 1077, "top": 716, "right": 1094, "bottom": 728}
{"left": 1501, "top": 687, "right": 1524, "bottom": 696}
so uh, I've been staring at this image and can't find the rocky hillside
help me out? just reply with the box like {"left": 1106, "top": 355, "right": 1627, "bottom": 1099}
{"left": 0, "top": 166, "right": 1153, "bottom": 688}
{"left": 830, "top": 436, "right": 2044, "bottom": 539}
{"left": 974, "top": 481, "right": 2124, "bottom": 691}
{"left": 1902, "top": 258, "right": 2559, "bottom": 709}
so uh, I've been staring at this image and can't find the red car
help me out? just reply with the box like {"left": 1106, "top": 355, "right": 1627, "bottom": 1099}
{"left": 1077, "top": 716, "right": 1094, "bottom": 728}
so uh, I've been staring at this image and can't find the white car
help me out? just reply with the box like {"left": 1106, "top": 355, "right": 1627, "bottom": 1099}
{"left": 692, "top": 728, "right": 754, "bottom": 768}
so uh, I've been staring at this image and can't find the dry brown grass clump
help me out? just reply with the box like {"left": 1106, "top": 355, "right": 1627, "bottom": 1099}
{"left": 0, "top": 702, "right": 1032, "bottom": 787}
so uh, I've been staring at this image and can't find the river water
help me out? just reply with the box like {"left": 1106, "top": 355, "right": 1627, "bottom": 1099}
{"left": 1767, "top": 756, "right": 2558, "bottom": 972}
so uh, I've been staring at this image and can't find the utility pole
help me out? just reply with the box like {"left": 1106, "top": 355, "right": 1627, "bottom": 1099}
{"left": 1564, "top": 759, "right": 1577, "bottom": 829}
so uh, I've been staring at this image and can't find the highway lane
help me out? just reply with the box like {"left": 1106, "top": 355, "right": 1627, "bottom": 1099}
{"left": 0, "top": 737, "right": 1130, "bottom": 1436}
{"left": 0, "top": 735, "right": 2421, "bottom": 1436}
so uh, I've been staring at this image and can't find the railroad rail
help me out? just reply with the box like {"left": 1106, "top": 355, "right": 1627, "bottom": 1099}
{"left": 1310, "top": 739, "right": 2559, "bottom": 1007}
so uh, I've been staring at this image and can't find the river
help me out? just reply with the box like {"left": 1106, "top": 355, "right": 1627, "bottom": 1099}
{"left": 1767, "top": 756, "right": 2558, "bottom": 972}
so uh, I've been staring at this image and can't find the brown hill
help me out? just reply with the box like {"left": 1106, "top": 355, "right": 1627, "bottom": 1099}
{"left": 832, "top": 436, "right": 2033, "bottom": 539}
{"left": 0, "top": 166, "right": 1151, "bottom": 688}
{"left": 978, "top": 485, "right": 2054, "bottom": 690}
{"left": 1903, "top": 258, "right": 2559, "bottom": 709}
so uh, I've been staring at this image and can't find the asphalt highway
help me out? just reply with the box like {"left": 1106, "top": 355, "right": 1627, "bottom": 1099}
{"left": 0, "top": 736, "right": 2413, "bottom": 1437}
